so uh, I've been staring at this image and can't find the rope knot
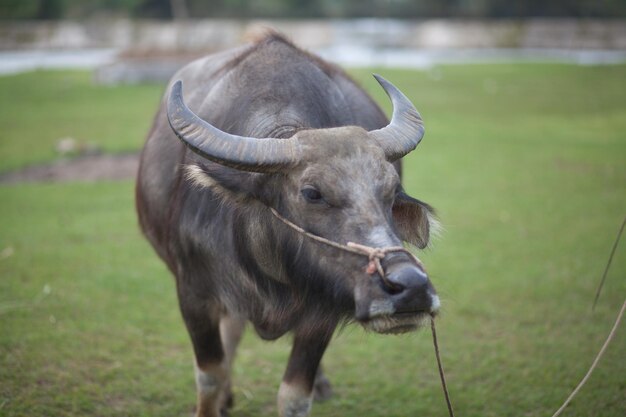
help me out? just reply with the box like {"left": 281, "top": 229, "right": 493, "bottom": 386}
{"left": 346, "top": 243, "right": 390, "bottom": 277}
{"left": 368, "top": 247, "right": 387, "bottom": 262}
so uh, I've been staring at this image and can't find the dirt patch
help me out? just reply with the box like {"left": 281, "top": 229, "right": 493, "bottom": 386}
{"left": 0, "top": 153, "right": 139, "bottom": 183}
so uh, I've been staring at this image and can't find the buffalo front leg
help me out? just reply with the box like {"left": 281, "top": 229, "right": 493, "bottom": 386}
{"left": 277, "top": 327, "right": 335, "bottom": 417}
{"left": 219, "top": 313, "right": 246, "bottom": 410}
{"left": 178, "top": 289, "right": 230, "bottom": 417}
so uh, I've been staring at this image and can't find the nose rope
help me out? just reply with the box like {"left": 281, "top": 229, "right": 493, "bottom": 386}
{"left": 269, "top": 208, "right": 424, "bottom": 283}
{"left": 346, "top": 242, "right": 424, "bottom": 282}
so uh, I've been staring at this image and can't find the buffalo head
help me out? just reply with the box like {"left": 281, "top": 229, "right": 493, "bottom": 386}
{"left": 166, "top": 75, "right": 440, "bottom": 334}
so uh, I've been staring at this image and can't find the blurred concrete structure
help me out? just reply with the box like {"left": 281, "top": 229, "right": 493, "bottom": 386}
{"left": 2, "top": 19, "right": 626, "bottom": 51}
{"left": 1, "top": 19, "right": 625, "bottom": 82}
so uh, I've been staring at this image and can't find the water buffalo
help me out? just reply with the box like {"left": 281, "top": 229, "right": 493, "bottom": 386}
{"left": 136, "top": 32, "right": 440, "bottom": 417}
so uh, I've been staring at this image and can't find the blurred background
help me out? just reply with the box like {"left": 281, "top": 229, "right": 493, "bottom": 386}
{"left": 2, "top": 0, "right": 626, "bottom": 81}
{"left": 1, "top": 1, "right": 625, "bottom": 417}
{"left": 3, "top": 0, "right": 626, "bottom": 19}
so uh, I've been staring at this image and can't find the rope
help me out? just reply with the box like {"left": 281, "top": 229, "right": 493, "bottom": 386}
{"left": 592, "top": 216, "right": 626, "bottom": 311}
{"left": 551, "top": 298, "right": 626, "bottom": 417}
{"left": 269, "top": 207, "right": 424, "bottom": 285}
{"left": 553, "top": 215, "right": 626, "bottom": 415}
{"left": 431, "top": 317, "right": 456, "bottom": 417}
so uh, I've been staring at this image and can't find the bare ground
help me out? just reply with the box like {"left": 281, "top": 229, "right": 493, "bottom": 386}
{"left": 0, "top": 153, "right": 139, "bottom": 183}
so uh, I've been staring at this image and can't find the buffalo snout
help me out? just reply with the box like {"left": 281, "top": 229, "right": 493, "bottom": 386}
{"left": 384, "top": 262, "right": 438, "bottom": 315}
{"left": 354, "top": 255, "right": 439, "bottom": 334}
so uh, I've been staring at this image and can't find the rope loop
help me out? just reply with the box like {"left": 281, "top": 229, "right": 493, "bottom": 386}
{"left": 269, "top": 207, "right": 423, "bottom": 280}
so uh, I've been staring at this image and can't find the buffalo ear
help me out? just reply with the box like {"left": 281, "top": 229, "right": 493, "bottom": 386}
{"left": 392, "top": 191, "right": 438, "bottom": 249}
{"left": 184, "top": 163, "right": 265, "bottom": 202}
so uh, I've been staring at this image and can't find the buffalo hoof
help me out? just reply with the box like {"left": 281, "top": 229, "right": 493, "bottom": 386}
{"left": 220, "top": 390, "right": 234, "bottom": 416}
{"left": 313, "top": 374, "right": 333, "bottom": 402}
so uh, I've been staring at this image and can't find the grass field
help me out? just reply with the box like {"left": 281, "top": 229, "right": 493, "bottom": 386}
{"left": 0, "top": 71, "right": 162, "bottom": 173}
{"left": 1, "top": 64, "right": 625, "bottom": 417}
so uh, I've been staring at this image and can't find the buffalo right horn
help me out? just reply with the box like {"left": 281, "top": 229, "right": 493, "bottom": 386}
{"left": 368, "top": 75, "right": 425, "bottom": 162}
{"left": 167, "top": 80, "right": 302, "bottom": 173}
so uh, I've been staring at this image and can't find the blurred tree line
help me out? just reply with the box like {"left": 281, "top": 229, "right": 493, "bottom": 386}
{"left": 2, "top": 0, "right": 625, "bottom": 20}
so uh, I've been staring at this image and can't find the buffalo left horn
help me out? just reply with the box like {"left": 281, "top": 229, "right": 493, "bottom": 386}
{"left": 368, "top": 74, "right": 425, "bottom": 162}
{"left": 167, "top": 80, "right": 302, "bottom": 173}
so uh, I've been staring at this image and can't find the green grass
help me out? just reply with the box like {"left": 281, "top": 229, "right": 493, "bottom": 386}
{"left": 0, "top": 71, "right": 163, "bottom": 172}
{"left": 1, "top": 64, "right": 625, "bottom": 417}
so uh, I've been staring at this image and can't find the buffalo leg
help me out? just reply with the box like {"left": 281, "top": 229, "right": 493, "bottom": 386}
{"left": 277, "top": 328, "right": 335, "bottom": 417}
{"left": 178, "top": 288, "right": 229, "bottom": 417}
{"left": 218, "top": 313, "right": 246, "bottom": 410}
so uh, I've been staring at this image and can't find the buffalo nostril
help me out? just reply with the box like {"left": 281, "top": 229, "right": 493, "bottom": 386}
{"left": 383, "top": 265, "right": 435, "bottom": 314}
{"left": 381, "top": 277, "right": 405, "bottom": 295}
{"left": 385, "top": 265, "right": 429, "bottom": 294}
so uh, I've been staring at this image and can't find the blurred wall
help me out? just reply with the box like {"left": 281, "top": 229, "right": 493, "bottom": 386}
{"left": 1, "top": 19, "right": 626, "bottom": 52}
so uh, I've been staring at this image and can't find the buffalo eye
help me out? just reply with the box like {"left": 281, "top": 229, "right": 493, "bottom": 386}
{"left": 301, "top": 186, "right": 325, "bottom": 204}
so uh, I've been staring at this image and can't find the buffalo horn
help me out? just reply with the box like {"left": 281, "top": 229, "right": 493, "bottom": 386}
{"left": 368, "top": 75, "right": 425, "bottom": 162}
{"left": 167, "top": 80, "right": 302, "bottom": 173}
